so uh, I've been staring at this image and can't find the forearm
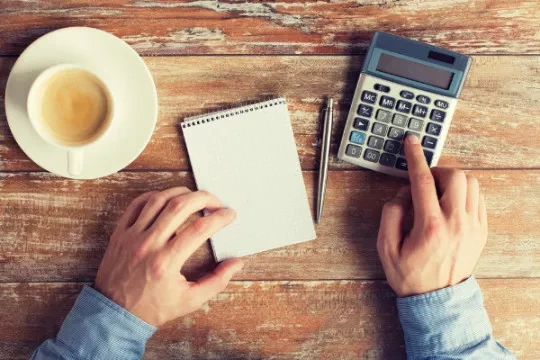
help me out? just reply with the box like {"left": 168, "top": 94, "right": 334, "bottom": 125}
{"left": 397, "top": 276, "right": 514, "bottom": 359}
{"left": 31, "top": 285, "right": 156, "bottom": 360}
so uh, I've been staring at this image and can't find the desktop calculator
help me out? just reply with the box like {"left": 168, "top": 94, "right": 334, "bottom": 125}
{"left": 337, "top": 32, "right": 472, "bottom": 177}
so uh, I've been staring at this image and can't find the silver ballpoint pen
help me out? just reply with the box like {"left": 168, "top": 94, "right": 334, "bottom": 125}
{"left": 316, "top": 98, "right": 333, "bottom": 224}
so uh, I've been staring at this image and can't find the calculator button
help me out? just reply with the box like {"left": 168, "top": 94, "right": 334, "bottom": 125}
{"left": 400, "top": 90, "right": 414, "bottom": 99}
{"left": 406, "top": 131, "right": 421, "bottom": 140}
{"left": 434, "top": 99, "right": 449, "bottom": 109}
{"left": 416, "top": 95, "right": 431, "bottom": 104}
{"left": 412, "top": 104, "right": 428, "bottom": 118}
{"left": 384, "top": 140, "right": 400, "bottom": 154}
{"left": 353, "top": 118, "right": 369, "bottom": 131}
{"left": 358, "top": 104, "right": 373, "bottom": 118}
{"left": 376, "top": 109, "right": 391, "bottom": 123}
{"left": 426, "top": 123, "right": 442, "bottom": 136}
{"left": 430, "top": 109, "right": 446, "bottom": 122}
{"left": 396, "top": 100, "right": 412, "bottom": 114}
{"left": 374, "top": 84, "right": 390, "bottom": 93}
{"left": 395, "top": 157, "right": 408, "bottom": 171}
{"left": 372, "top": 122, "right": 388, "bottom": 136}
{"left": 367, "top": 136, "right": 384, "bottom": 150}
{"left": 379, "top": 96, "right": 395, "bottom": 109}
{"left": 346, "top": 144, "right": 362, "bottom": 158}
{"left": 361, "top": 90, "right": 377, "bottom": 104}
{"left": 349, "top": 131, "right": 366, "bottom": 145}
{"left": 388, "top": 127, "right": 405, "bottom": 140}
{"left": 422, "top": 136, "right": 438, "bottom": 149}
{"left": 392, "top": 113, "right": 407, "bottom": 127}
{"left": 424, "top": 150, "right": 434, "bottom": 165}
{"left": 364, "top": 149, "right": 381, "bottom": 163}
{"left": 408, "top": 118, "right": 424, "bottom": 131}
{"left": 379, "top": 153, "right": 397, "bottom": 167}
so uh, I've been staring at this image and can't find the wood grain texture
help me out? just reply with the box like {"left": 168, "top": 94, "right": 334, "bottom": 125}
{"left": 1, "top": 55, "right": 539, "bottom": 172}
{"left": 0, "top": 170, "right": 537, "bottom": 282}
{"left": 1, "top": 0, "right": 540, "bottom": 56}
{"left": 0, "top": 280, "right": 538, "bottom": 359}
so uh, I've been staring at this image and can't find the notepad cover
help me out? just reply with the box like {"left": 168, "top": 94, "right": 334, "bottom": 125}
{"left": 182, "top": 98, "right": 316, "bottom": 261}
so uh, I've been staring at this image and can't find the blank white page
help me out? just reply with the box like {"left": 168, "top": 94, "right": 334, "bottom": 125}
{"left": 182, "top": 98, "right": 316, "bottom": 261}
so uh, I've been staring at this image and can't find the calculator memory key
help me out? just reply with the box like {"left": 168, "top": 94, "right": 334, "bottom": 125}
{"left": 396, "top": 100, "right": 412, "bottom": 114}
{"left": 361, "top": 91, "right": 377, "bottom": 104}
{"left": 379, "top": 96, "right": 395, "bottom": 109}
{"left": 412, "top": 104, "right": 427, "bottom": 118}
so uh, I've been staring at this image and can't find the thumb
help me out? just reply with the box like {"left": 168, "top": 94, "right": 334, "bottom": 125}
{"left": 189, "top": 258, "right": 244, "bottom": 306}
{"left": 377, "top": 186, "right": 411, "bottom": 260}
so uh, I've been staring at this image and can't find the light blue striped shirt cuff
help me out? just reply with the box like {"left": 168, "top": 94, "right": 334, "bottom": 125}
{"left": 397, "top": 276, "right": 514, "bottom": 359}
{"left": 54, "top": 285, "right": 156, "bottom": 359}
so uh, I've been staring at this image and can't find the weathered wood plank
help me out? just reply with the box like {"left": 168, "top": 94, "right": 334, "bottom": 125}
{"left": 0, "top": 279, "right": 538, "bottom": 359}
{"left": 1, "top": 0, "right": 540, "bottom": 55}
{"left": 1, "top": 56, "right": 539, "bottom": 172}
{"left": 0, "top": 170, "right": 537, "bottom": 282}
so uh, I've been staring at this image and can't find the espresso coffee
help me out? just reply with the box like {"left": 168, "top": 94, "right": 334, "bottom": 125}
{"left": 40, "top": 68, "right": 112, "bottom": 146}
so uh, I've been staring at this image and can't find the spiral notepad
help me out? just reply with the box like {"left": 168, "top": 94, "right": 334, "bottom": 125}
{"left": 182, "top": 98, "right": 316, "bottom": 261}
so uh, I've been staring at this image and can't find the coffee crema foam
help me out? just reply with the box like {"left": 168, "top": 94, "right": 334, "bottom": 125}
{"left": 40, "top": 69, "right": 111, "bottom": 146}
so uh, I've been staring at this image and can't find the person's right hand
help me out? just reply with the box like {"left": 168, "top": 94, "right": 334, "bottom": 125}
{"left": 377, "top": 135, "right": 488, "bottom": 297}
{"left": 94, "top": 187, "right": 244, "bottom": 326}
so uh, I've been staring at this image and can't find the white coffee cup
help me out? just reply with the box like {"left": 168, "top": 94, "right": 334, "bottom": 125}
{"left": 27, "top": 64, "right": 115, "bottom": 176}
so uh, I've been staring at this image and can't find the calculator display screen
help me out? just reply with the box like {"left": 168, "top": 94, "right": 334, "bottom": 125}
{"left": 376, "top": 53, "right": 454, "bottom": 89}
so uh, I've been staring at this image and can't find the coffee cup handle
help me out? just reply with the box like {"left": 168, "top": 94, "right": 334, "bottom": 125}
{"left": 68, "top": 149, "right": 84, "bottom": 176}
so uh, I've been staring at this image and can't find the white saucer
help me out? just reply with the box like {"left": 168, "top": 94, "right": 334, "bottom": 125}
{"left": 5, "top": 27, "right": 158, "bottom": 179}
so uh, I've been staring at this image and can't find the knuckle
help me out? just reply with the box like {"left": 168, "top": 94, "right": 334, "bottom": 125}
{"left": 423, "top": 215, "right": 443, "bottom": 238}
{"left": 150, "top": 258, "right": 167, "bottom": 279}
{"left": 168, "top": 197, "right": 187, "bottom": 212}
{"left": 190, "top": 217, "right": 209, "bottom": 236}
{"left": 133, "top": 245, "right": 149, "bottom": 263}
{"left": 148, "top": 193, "right": 167, "bottom": 207}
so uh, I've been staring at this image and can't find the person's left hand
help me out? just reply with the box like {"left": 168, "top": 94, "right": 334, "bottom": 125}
{"left": 94, "top": 187, "right": 244, "bottom": 327}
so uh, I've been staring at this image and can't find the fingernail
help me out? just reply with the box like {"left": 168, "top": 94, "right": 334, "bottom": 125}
{"left": 406, "top": 135, "right": 420, "bottom": 145}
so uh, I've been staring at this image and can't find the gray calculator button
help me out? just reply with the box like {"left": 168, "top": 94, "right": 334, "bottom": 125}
{"left": 361, "top": 90, "right": 377, "bottom": 104}
{"left": 388, "top": 127, "right": 404, "bottom": 140}
{"left": 379, "top": 153, "right": 396, "bottom": 167}
{"left": 376, "top": 109, "right": 391, "bottom": 123}
{"left": 367, "top": 136, "right": 384, "bottom": 150}
{"left": 426, "top": 122, "right": 442, "bottom": 136}
{"left": 379, "top": 96, "right": 395, "bottom": 109}
{"left": 353, "top": 117, "right": 369, "bottom": 131}
{"left": 396, "top": 100, "right": 412, "bottom": 114}
{"left": 416, "top": 95, "right": 431, "bottom": 104}
{"left": 408, "top": 118, "right": 424, "bottom": 131}
{"left": 422, "top": 136, "right": 438, "bottom": 149}
{"left": 358, "top": 104, "right": 373, "bottom": 118}
{"left": 346, "top": 144, "right": 362, "bottom": 158}
{"left": 406, "top": 131, "right": 421, "bottom": 141}
{"left": 372, "top": 122, "right": 388, "bottom": 136}
{"left": 392, "top": 113, "right": 407, "bottom": 127}
{"left": 430, "top": 109, "right": 446, "bottom": 122}
{"left": 363, "top": 149, "right": 380, "bottom": 163}
{"left": 434, "top": 99, "right": 449, "bottom": 109}
{"left": 412, "top": 104, "right": 428, "bottom": 118}
{"left": 384, "top": 140, "right": 400, "bottom": 154}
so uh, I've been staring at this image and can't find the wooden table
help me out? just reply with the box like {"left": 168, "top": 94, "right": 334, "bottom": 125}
{"left": 1, "top": 1, "right": 539, "bottom": 359}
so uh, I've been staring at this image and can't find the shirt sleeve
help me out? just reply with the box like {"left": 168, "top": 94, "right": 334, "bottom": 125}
{"left": 30, "top": 285, "right": 156, "bottom": 360}
{"left": 397, "top": 276, "right": 515, "bottom": 360}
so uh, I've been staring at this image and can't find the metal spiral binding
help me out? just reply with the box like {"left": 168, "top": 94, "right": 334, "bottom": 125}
{"left": 182, "top": 96, "right": 286, "bottom": 129}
